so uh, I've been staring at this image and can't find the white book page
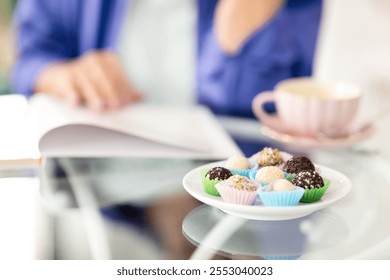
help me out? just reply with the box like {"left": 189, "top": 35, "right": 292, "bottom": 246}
{"left": 28, "top": 94, "right": 241, "bottom": 159}
{"left": 0, "top": 95, "right": 40, "bottom": 165}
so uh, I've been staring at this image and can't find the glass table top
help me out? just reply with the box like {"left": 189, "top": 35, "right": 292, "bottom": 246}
{"left": 1, "top": 117, "right": 390, "bottom": 260}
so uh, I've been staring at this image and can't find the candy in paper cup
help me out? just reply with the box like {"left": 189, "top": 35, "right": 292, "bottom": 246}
{"left": 249, "top": 169, "right": 290, "bottom": 183}
{"left": 200, "top": 168, "right": 220, "bottom": 196}
{"left": 225, "top": 156, "right": 257, "bottom": 178}
{"left": 215, "top": 181, "right": 258, "bottom": 205}
{"left": 300, "top": 178, "right": 331, "bottom": 203}
{"left": 257, "top": 186, "right": 304, "bottom": 207}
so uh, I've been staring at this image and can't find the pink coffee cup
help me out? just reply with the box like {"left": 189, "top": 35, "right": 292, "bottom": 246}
{"left": 252, "top": 78, "right": 362, "bottom": 137}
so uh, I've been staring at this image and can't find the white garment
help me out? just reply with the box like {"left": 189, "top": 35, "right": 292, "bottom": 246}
{"left": 314, "top": 0, "right": 390, "bottom": 153}
{"left": 314, "top": 0, "right": 390, "bottom": 119}
{"left": 117, "top": 0, "right": 196, "bottom": 105}
{"left": 314, "top": 0, "right": 390, "bottom": 92}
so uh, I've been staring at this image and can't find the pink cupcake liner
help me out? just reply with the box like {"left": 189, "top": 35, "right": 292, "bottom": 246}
{"left": 215, "top": 184, "right": 258, "bottom": 205}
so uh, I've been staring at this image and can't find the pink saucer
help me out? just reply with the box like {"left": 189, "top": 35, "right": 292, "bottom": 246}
{"left": 260, "top": 122, "right": 375, "bottom": 150}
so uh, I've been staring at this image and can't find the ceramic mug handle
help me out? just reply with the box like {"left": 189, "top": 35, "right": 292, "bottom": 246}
{"left": 252, "top": 91, "right": 283, "bottom": 131}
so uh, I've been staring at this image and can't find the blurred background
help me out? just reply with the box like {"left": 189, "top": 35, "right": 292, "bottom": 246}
{"left": 1, "top": 0, "right": 390, "bottom": 261}
{"left": 0, "top": 0, "right": 16, "bottom": 95}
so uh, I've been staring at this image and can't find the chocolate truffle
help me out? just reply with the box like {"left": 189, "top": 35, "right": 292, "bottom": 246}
{"left": 256, "top": 147, "right": 283, "bottom": 166}
{"left": 225, "top": 155, "right": 250, "bottom": 170}
{"left": 205, "top": 167, "right": 233, "bottom": 181}
{"left": 255, "top": 166, "right": 285, "bottom": 184}
{"left": 283, "top": 156, "right": 315, "bottom": 174}
{"left": 272, "top": 179, "right": 295, "bottom": 192}
{"left": 292, "top": 170, "right": 324, "bottom": 189}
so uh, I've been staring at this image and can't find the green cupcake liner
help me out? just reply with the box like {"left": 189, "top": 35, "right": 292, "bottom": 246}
{"left": 285, "top": 173, "right": 295, "bottom": 182}
{"left": 300, "top": 178, "right": 331, "bottom": 203}
{"left": 200, "top": 168, "right": 221, "bottom": 196}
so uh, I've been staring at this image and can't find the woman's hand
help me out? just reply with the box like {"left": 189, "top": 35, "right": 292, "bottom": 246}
{"left": 35, "top": 51, "right": 143, "bottom": 111}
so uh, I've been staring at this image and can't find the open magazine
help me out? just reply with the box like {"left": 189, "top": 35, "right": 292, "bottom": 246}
{"left": 0, "top": 94, "right": 241, "bottom": 166}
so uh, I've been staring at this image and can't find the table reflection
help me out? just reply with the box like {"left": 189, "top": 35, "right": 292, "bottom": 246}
{"left": 40, "top": 157, "right": 209, "bottom": 259}
{"left": 36, "top": 130, "right": 390, "bottom": 259}
{"left": 183, "top": 205, "right": 349, "bottom": 260}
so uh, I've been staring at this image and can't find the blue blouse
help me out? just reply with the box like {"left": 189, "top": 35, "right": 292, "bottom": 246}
{"left": 11, "top": 0, "right": 322, "bottom": 118}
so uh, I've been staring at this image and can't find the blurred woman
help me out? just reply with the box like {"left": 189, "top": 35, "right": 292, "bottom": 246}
{"left": 12, "top": 0, "right": 321, "bottom": 117}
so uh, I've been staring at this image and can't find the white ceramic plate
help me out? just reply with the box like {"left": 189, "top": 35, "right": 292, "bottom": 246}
{"left": 182, "top": 161, "right": 352, "bottom": 221}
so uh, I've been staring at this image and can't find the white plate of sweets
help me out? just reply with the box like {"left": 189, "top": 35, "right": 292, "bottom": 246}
{"left": 182, "top": 149, "right": 352, "bottom": 221}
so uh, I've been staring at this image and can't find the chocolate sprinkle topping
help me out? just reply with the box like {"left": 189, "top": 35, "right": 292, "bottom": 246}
{"left": 206, "top": 167, "right": 233, "bottom": 181}
{"left": 283, "top": 156, "right": 315, "bottom": 174}
{"left": 292, "top": 170, "right": 324, "bottom": 189}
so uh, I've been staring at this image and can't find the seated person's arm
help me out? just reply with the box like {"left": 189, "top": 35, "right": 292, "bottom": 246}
{"left": 215, "top": 0, "right": 284, "bottom": 54}
{"left": 12, "top": 0, "right": 142, "bottom": 111}
{"left": 197, "top": 0, "right": 321, "bottom": 118}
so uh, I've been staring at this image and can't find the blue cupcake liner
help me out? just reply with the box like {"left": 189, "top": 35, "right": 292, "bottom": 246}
{"left": 228, "top": 167, "right": 257, "bottom": 178}
{"left": 248, "top": 169, "right": 259, "bottom": 181}
{"left": 257, "top": 186, "right": 304, "bottom": 207}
